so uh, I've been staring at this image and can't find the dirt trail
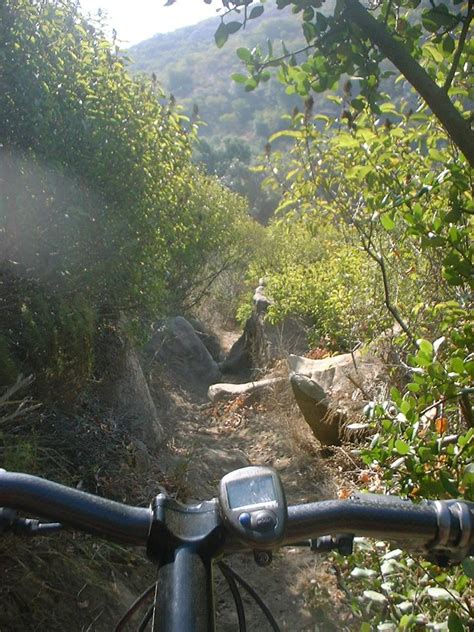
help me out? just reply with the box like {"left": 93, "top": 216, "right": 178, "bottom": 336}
{"left": 153, "top": 332, "right": 351, "bottom": 631}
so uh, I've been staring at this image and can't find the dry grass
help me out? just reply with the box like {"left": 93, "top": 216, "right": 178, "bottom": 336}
{"left": 0, "top": 380, "right": 173, "bottom": 631}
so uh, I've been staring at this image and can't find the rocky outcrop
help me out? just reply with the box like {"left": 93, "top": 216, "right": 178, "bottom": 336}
{"left": 94, "top": 319, "right": 164, "bottom": 451}
{"left": 208, "top": 377, "right": 286, "bottom": 403}
{"left": 253, "top": 278, "right": 272, "bottom": 315}
{"left": 187, "top": 318, "right": 223, "bottom": 362}
{"left": 289, "top": 351, "right": 385, "bottom": 445}
{"left": 146, "top": 316, "right": 221, "bottom": 398}
{"left": 220, "top": 279, "right": 310, "bottom": 377}
{"left": 219, "top": 313, "right": 268, "bottom": 376}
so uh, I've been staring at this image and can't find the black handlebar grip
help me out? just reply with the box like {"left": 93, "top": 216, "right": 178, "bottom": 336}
{"left": 284, "top": 498, "right": 439, "bottom": 545}
{"left": 0, "top": 471, "right": 151, "bottom": 545}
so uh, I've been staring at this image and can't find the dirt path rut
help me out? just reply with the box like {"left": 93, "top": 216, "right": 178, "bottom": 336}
{"left": 155, "top": 372, "right": 347, "bottom": 631}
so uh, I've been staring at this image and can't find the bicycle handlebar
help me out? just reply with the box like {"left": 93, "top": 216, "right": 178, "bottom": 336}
{"left": 1, "top": 470, "right": 473, "bottom": 562}
{"left": 0, "top": 470, "right": 151, "bottom": 545}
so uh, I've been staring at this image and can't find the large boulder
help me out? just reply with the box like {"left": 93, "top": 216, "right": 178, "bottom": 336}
{"left": 187, "top": 317, "right": 223, "bottom": 362}
{"left": 146, "top": 316, "right": 221, "bottom": 398}
{"left": 289, "top": 351, "right": 386, "bottom": 445}
{"left": 94, "top": 319, "right": 164, "bottom": 451}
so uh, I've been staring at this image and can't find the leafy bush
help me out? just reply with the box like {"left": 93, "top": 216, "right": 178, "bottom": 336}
{"left": 0, "top": 0, "right": 255, "bottom": 389}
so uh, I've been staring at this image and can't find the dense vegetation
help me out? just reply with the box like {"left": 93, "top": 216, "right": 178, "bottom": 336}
{"left": 0, "top": 0, "right": 472, "bottom": 628}
{"left": 0, "top": 0, "right": 254, "bottom": 393}
{"left": 0, "top": 1, "right": 258, "bottom": 627}
{"left": 197, "top": 0, "right": 473, "bottom": 627}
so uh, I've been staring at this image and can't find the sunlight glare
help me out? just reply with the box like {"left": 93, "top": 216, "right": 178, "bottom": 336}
{"left": 78, "top": 0, "right": 219, "bottom": 46}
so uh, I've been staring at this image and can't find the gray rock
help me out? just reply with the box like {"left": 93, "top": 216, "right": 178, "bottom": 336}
{"left": 290, "top": 373, "right": 342, "bottom": 445}
{"left": 208, "top": 377, "right": 287, "bottom": 403}
{"left": 253, "top": 284, "right": 272, "bottom": 315}
{"left": 146, "top": 316, "right": 221, "bottom": 397}
{"left": 288, "top": 351, "right": 386, "bottom": 446}
{"left": 95, "top": 319, "right": 164, "bottom": 449}
{"left": 220, "top": 313, "right": 268, "bottom": 376}
{"left": 187, "top": 317, "right": 223, "bottom": 362}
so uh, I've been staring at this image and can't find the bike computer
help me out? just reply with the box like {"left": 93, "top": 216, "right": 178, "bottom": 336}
{"left": 219, "top": 466, "right": 287, "bottom": 548}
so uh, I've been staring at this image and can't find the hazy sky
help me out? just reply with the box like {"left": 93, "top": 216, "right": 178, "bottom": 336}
{"left": 78, "top": 0, "right": 219, "bottom": 46}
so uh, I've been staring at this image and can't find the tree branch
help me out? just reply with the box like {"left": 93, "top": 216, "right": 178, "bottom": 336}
{"left": 443, "top": 0, "right": 473, "bottom": 93}
{"left": 354, "top": 218, "right": 416, "bottom": 344}
{"left": 342, "top": 0, "right": 474, "bottom": 167}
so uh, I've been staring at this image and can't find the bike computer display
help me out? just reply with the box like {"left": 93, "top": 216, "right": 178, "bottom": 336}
{"left": 219, "top": 466, "right": 287, "bottom": 548}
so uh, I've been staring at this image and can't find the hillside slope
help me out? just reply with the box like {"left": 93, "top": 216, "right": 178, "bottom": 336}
{"left": 127, "top": 4, "right": 337, "bottom": 153}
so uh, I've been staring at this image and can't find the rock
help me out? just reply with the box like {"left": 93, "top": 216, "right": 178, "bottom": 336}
{"left": 253, "top": 281, "right": 272, "bottom": 315}
{"left": 95, "top": 319, "right": 164, "bottom": 449}
{"left": 187, "top": 317, "right": 223, "bottom": 362}
{"left": 220, "top": 313, "right": 268, "bottom": 376}
{"left": 288, "top": 351, "right": 386, "bottom": 445}
{"left": 290, "top": 374, "right": 342, "bottom": 445}
{"left": 146, "top": 316, "right": 221, "bottom": 397}
{"left": 208, "top": 377, "right": 287, "bottom": 403}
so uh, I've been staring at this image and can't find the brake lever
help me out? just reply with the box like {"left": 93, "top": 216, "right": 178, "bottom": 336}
{"left": 0, "top": 507, "right": 62, "bottom": 536}
{"left": 309, "top": 534, "right": 354, "bottom": 556}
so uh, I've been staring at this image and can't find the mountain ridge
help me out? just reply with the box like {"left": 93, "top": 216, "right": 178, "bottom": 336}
{"left": 126, "top": 4, "right": 318, "bottom": 153}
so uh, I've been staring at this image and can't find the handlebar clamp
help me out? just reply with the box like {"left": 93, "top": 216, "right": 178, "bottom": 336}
{"left": 427, "top": 500, "right": 474, "bottom": 566}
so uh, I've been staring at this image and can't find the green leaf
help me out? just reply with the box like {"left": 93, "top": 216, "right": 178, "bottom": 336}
{"left": 400, "top": 614, "right": 416, "bottom": 629}
{"left": 231, "top": 73, "right": 248, "bottom": 84}
{"left": 268, "top": 129, "right": 304, "bottom": 142}
{"left": 461, "top": 557, "right": 474, "bottom": 579}
{"left": 424, "top": 42, "right": 444, "bottom": 63}
{"left": 450, "top": 356, "right": 465, "bottom": 374}
{"left": 237, "top": 47, "right": 253, "bottom": 63}
{"left": 244, "top": 78, "right": 258, "bottom": 92}
{"left": 316, "top": 12, "right": 328, "bottom": 31}
{"left": 390, "top": 387, "right": 402, "bottom": 404}
{"left": 214, "top": 22, "right": 228, "bottom": 48}
{"left": 225, "top": 21, "right": 242, "bottom": 35}
{"left": 351, "top": 98, "right": 365, "bottom": 112}
{"left": 395, "top": 440, "right": 410, "bottom": 455}
{"left": 429, "top": 148, "right": 446, "bottom": 162}
{"left": 462, "top": 463, "right": 474, "bottom": 486}
{"left": 417, "top": 339, "right": 433, "bottom": 356}
{"left": 303, "top": 22, "right": 316, "bottom": 43}
{"left": 380, "top": 214, "right": 395, "bottom": 231}
{"left": 442, "top": 35, "right": 455, "bottom": 55}
{"left": 439, "top": 471, "right": 458, "bottom": 496}
{"left": 249, "top": 5, "right": 264, "bottom": 20}
{"left": 422, "top": 7, "right": 456, "bottom": 32}
{"left": 448, "top": 612, "right": 465, "bottom": 632}
{"left": 400, "top": 400, "right": 413, "bottom": 415}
